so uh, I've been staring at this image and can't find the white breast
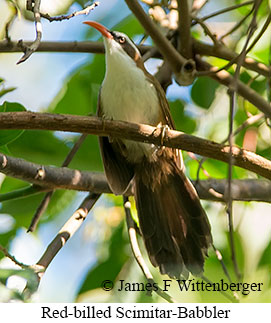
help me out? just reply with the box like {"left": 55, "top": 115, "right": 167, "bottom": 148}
{"left": 100, "top": 39, "right": 160, "bottom": 162}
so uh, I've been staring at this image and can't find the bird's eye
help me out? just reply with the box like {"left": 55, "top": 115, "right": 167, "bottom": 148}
{"left": 118, "top": 36, "right": 126, "bottom": 44}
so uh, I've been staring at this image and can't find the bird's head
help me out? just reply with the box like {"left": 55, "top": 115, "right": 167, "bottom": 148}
{"left": 83, "top": 21, "right": 142, "bottom": 64}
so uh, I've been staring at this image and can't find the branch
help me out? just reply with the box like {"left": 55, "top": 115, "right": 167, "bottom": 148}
{"left": 39, "top": 2, "right": 100, "bottom": 22}
{"left": 225, "top": 0, "right": 262, "bottom": 282}
{"left": 1, "top": 112, "right": 271, "bottom": 179}
{"left": 177, "top": 0, "right": 192, "bottom": 58}
{"left": 0, "top": 39, "right": 270, "bottom": 78}
{"left": 27, "top": 134, "right": 88, "bottom": 232}
{"left": 193, "top": 40, "right": 271, "bottom": 77}
{"left": 0, "top": 245, "right": 28, "bottom": 268}
{"left": 196, "top": 58, "right": 271, "bottom": 117}
{"left": 195, "top": 1, "right": 254, "bottom": 23}
{"left": 1, "top": 153, "right": 271, "bottom": 203}
{"left": 34, "top": 193, "right": 99, "bottom": 279}
{"left": 125, "top": 0, "right": 186, "bottom": 69}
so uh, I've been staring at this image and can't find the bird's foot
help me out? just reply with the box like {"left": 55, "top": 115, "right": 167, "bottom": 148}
{"left": 156, "top": 123, "right": 170, "bottom": 146}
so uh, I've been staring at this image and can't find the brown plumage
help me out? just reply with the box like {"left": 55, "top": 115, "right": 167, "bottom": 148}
{"left": 84, "top": 21, "right": 213, "bottom": 278}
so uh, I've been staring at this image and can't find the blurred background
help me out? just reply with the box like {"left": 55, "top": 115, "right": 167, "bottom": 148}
{"left": 0, "top": 0, "right": 271, "bottom": 302}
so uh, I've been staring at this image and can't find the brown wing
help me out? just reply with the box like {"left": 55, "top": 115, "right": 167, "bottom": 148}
{"left": 97, "top": 91, "right": 134, "bottom": 195}
{"left": 145, "top": 72, "right": 184, "bottom": 169}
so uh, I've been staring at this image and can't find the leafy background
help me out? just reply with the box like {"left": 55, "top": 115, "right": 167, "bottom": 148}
{"left": 0, "top": 0, "right": 271, "bottom": 302}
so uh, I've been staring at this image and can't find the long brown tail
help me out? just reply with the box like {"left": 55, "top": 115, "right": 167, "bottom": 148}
{"left": 134, "top": 157, "right": 212, "bottom": 279}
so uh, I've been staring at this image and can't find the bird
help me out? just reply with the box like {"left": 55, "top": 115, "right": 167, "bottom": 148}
{"left": 84, "top": 21, "right": 212, "bottom": 279}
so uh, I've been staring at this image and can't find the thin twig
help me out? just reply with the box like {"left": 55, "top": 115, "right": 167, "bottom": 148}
{"left": 192, "top": 0, "right": 208, "bottom": 13}
{"left": 194, "top": 1, "right": 254, "bottom": 24}
{"left": 227, "top": 90, "right": 239, "bottom": 280}
{"left": 39, "top": 2, "right": 100, "bottom": 22}
{"left": 192, "top": 16, "right": 218, "bottom": 45}
{"left": 246, "top": 13, "right": 271, "bottom": 54}
{"left": 27, "top": 134, "right": 88, "bottom": 232}
{"left": 3, "top": 2, "right": 18, "bottom": 42}
{"left": 0, "top": 185, "right": 46, "bottom": 202}
{"left": 123, "top": 196, "right": 177, "bottom": 303}
{"left": 222, "top": 113, "right": 264, "bottom": 144}
{"left": 220, "top": 7, "right": 254, "bottom": 40}
{"left": 27, "top": 191, "right": 53, "bottom": 233}
{"left": 200, "top": 275, "right": 239, "bottom": 302}
{"left": 196, "top": 13, "right": 270, "bottom": 77}
{"left": 195, "top": 112, "right": 264, "bottom": 199}
{"left": 17, "top": 0, "right": 42, "bottom": 64}
{"left": 226, "top": 0, "right": 262, "bottom": 282}
{"left": 0, "top": 245, "right": 28, "bottom": 269}
{"left": 212, "top": 244, "right": 233, "bottom": 284}
{"left": 195, "top": 56, "right": 271, "bottom": 117}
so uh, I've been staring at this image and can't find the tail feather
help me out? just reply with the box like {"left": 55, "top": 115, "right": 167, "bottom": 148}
{"left": 134, "top": 157, "right": 212, "bottom": 278}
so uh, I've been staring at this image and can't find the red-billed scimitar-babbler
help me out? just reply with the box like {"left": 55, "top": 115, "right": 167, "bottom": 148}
{"left": 84, "top": 21, "right": 212, "bottom": 279}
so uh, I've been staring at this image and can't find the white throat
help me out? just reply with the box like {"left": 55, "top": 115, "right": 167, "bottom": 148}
{"left": 100, "top": 38, "right": 161, "bottom": 162}
{"left": 101, "top": 38, "right": 160, "bottom": 125}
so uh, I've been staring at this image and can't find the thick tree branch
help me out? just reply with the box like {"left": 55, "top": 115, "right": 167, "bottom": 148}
{"left": 0, "top": 39, "right": 270, "bottom": 78}
{"left": 1, "top": 152, "right": 271, "bottom": 203}
{"left": 1, "top": 111, "right": 271, "bottom": 179}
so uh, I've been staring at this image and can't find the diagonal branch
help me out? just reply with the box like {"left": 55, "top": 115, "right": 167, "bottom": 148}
{"left": 1, "top": 112, "right": 271, "bottom": 179}
{"left": 33, "top": 193, "right": 100, "bottom": 280}
{"left": 27, "top": 134, "right": 88, "bottom": 232}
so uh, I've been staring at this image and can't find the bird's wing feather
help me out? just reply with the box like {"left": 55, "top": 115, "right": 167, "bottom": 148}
{"left": 97, "top": 91, "right": 134, "bottom": 195}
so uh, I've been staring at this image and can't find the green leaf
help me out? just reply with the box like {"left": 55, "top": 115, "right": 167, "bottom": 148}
{"left": 258, "top": 240, "right": 271, "bottom": 268}
{"left": 0, "top": 267, "right": 39, "bottom": 301}
{"left": 113, "top": 14, "right": 144, "bottom": 37}
{"left": 0, "top": 87, "right": 16, "bottom": 98}
{"left": 8, "top": 130, "right": 70, "bottom": 166}
{"left": 0, "top": 102, "right": 26, "bottom": 146}
{"left": 50, "top": 55, "right": 105, "bottom": 116}
{"left": 0, "top": 145, "right": 11, "bottom": 155}
{"left": 191, "top": 77, "right": 219, "bottom": 109}
{"left": 169, "top": 100, "right": 196, "bottom": 133}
